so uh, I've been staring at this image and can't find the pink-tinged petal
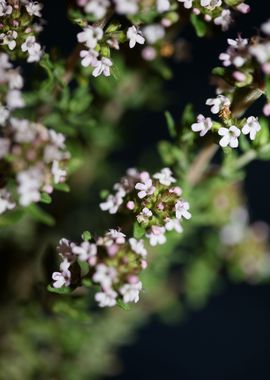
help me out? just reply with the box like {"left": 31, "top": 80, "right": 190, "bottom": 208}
{"left": 219, "top": 135, "right": 230, "bottom": 147}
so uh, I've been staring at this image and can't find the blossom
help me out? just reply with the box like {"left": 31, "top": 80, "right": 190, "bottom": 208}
{"left": 206, "top": 95, "right": 230, "bottom": 114}
{"left": 126, "top": 26, "right": 145, "bottom": 49}
{"left": 214, "top": 9, "right": 232, "bottom": 31}
{"left": 6, "top": 90, "right": 24, "bottom": 109}
{"left": 0, "top": 189, "right": 15, "bottom": 214}
{"left": 219, "top": 37, "right": 249, "bottom": 67}
{"left": 261, "top": 19, "right": 270, "bottom": 36}
{"left": 51, "top": 160, "right": 67, "bottom": 184}
{"left": 153, "top": 168, "right": 176, "bottom": 186}
{"left": 72, "top": 241, "right": 97, "bottom": 261}
{"left": 165, "top": 218, "right": 183, "bottom": 233}
{"left": 120, "top": 281, "right": 142, "bottom": 303}
{"left": 191, "top": 114, "right": 212, "bottom": 136}
{"left": 52, "top": 259, "right": 71, "bottom": 288}
{"left": 156, "top": 0, "right": 171, "bottom": 13}
{"left": 242, "top": 116, "right": 261, "bottom": 140}
{"left": 92, "top": 57, "right": 113, "bottom": 77}
{"left": 0, "top": 104, "right": 9, "bottom": 126}
{"left": 178, "top": 0, "right": 193, "bottom": 9}
{"left": 200, "top": 0, "right": 221, "bottom": 10}
{"left": 80, "top": 49, "right": 98, "bottom": 67}
{"left": 175, "top": 200, "right": 191, "bottom": 220}
{"left": 77, "top": 26, "right": 103, "bottom": 49}
{"left": 92, "top": 264, "right": 117, "bottom": 289}
{"left": 100, "top": 189, "right": 125, "bottom": 214}
{"left": 146, "top": 226, "right": 167, "bottom": 246}
{"left": 95, "top": 289, "right": 117, "bottom": 307}
{"left": 218, "top": 125, "right": 241, "bottom": 148}
{"left": 249, "top": 42, "right": 270, "bottom": 65}
{"left": 0, "top": 31, "right": 18, "bottom": 50}
{"left": 21, "top": 36, "right": 42, "bottom": 62}
{"left": 137, "top": 207, "right": 153, "bottom": 223}
{"left": 84, "top": 0, "right": 109, "bottom": 19}
{"left": 129, "top": 238, "right": 147, "bottom": 257}
{"left": 135, "top": 178, "right": 155, "bottom": 199}
{"left": 17, "top": 166, "right": 43, "bottom": 206}
{"left": 143, "top": 24, "right": 165, "bottom": 45}
{"left": 25, "top": 1, "right": 43, "bottom": 17}
{"left": 0, "top": 1, "right": 12, "bottom": 16}
{"left": 0, "top": 138, "right": 10, "bottom": 158}
{"left": 114, "top": 0, "right": 139, "bottom": 15}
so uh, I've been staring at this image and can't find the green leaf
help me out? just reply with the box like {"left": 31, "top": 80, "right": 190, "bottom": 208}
{"left": 82, "top": 230, "right": 92, "bottom": 241}
{"left": 26, "top": 204, "right": 55, "bottom": 226}
{"left": 133, "top": 222, "right": 146, "bottom": 239}
{"left": 190, "top": 14, "right": 207, "bottom": 37}
{"left": 0, "top": 209, "right": 25, "bottom": 227}
{"left": 47, "top": 285, "right": 71, "bottom": 295}
{"left": 165, "top": 111, "right": 177, "bottom": 138}
{"left": 40, "top": 192, "right": 52, "bottom": 204}
{"left": 117, "top": 298, "right": 130, "bottom": 311}
{"left": 54, "top": 183, "right": 70, "bottom": 192}
{"left": 212, "top": 67, "right": 226, "bottom": 77}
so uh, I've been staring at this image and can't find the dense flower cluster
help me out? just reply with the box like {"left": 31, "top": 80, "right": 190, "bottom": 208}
{"left": 52, "top": 230, "right": 148, "bottom": 307}
{"left": 189, "top": 20, "right": 270, "bottom": 148}
{"left": 100, "top": 168, "right": 191, "bottom": 245}
{"left": 0, "top": 53, "right": 69, "bottom": 213}
{"left": 0, "top": 0, "right": 43, "bottom": 62}
{"left": 75, "top": 0, "right": 250, "bottom": 77}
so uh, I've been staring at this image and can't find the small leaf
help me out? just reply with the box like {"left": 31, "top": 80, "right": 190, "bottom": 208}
{"left": 26, "top": 204, "right": 55, "bottom": 226}
{"left": 165, "top": 111, "right": 177, "bottom": 138}
{"left": 47, "top": 285, "right": 71, "bottom": 295}
{"left": 133, "top": 222, "right": 146, "bottom": 239}
{"left": 117, "top": 298, "right": 130, "bottom": 311}
{"left": 54, "top": 183, "right": 70, "bottom": 192}
{"left": 40, "top": 192, "right": 52, "bottom": 204}
{"left": 190, "top": 14, "right": 207, "bottom": 37}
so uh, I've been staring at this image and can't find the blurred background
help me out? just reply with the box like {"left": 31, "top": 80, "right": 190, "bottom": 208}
{"left": 1, "top": 1, "right": 270, "bottom": 379}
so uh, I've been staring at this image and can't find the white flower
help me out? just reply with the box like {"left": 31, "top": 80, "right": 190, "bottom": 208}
{"left": 100, "top": 189, "right": 125, "bottom": 214}
{"left": 218, "top": 125, "right": 241, "bottom": 148}
{"left": 25, "top": 1, "right": 43, "bottom": 17}
{"left": 242, "top": 116, "right": 261, "bottom": 140}
{"left": 51, "top": 160, "right": 66, "bottom": 184}
{"left": 214, "top": 9, "right": 232, "bottom": 31}
{"left": 49, "top": 129, "right": 66, "bottom": 148}
{"left": 206, "top": 95, "right": 230, "bottom": 114}
{"left": 0, "top": 31, "right": 17, "bottom": 50}
{"left": 219, "top": 37, "right": 248, "bottom": 67}
{"left": 178, "top": 0, "right": 193, "bottom": 9}
{"left": 0, "top": 138, "right": 10, "bottom": 158}
{"left": 84, "top": 0, "right": 109, "bottom": 19}
{"left": 135, "top": 178, "right": 155, "bottom": 199}
{"left": 17, "top": 166, "right": 43, "bottom": 206}
{"left": 153, "top": 167, "right": 176, "bottom": 186}
{"left": 72, "top": 241, "right": 97, "bottom": 261}
{"left": 191, "top": 114, "right": 212, "bottom": 137}
{"left": 10, "top": 118, "right": 36, "bottom": 142}
{"left": 156, "top": 0, "right": 171, "bottom": 13}
{"left": 165, "top": 218, "right": 183, "bottom": 233}
{"left": 93, "top": 264, "right": 117, "bottom": 289}
{"left": 77, "top": 26, "right": 103, "bottom": 49}
{"left": 92, "top": 57, "right": 113, "bottom": 77}
{"left": 137, "top": 207, "right": 153, "bottom": 223}
{"left": 143, "top": 24, "right": 165, "bottom": 45}
{"left": 21, "top": 36, "right": 42, "bottom": 62}
{"left": 261, "top": 19, "right": 270, "bottom": 36}
{"left": 95, "top": 289, "right": 117, "bottom": 307}
{"left": 146, "top": 226, "right": 167, "bottom": 246}
{"left": 127, "top": 26, "right": 145, "bottom": 49}
{"left": 200, "top": 0, "right": 221, "bottom": 10}
{"left": 6, "top": 90, "right": 24, "bottom": 109}
{"left": 52, "top": 259, "right": 71, "bottom": 288}
{"left": 120, "top": 281, "right": 142, "bottom": 303}
{"left": 80, "top": 49, "right": 98, "bottom": 67}
{"left": 6, "top": 69, "right": 24, "bottom": 89}
{"left": 0, "top": 53, "right": 11, "bottom": 70}
{"left": 129, "top": 238, "right": 147, "bottom": 257}
{"left": 0, "top": 1, "right": 12, "bottom": 16}
{"left": 114, "top": 0, "right": 139, "bottom": 15}
{"left": 0, "top": 104, "right": 9, "bottom": 126}
{"left": 0, "top": 189, "right": 15, "bottom": 214}
{"left": 175, "top": 200, "right": 191, "bottom": 220}
{"left": 104, "top": 229, "right": 126, "bottom": 245}
{"left": 249, "top": 42, "right": 270, "bottom": 65}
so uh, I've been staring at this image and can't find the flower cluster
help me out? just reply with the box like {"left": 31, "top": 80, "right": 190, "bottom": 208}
{"left": 100, "top": 168, "right": 191, "bottom": 245}
{"left": 74, "top": 0, "right": 250, "bottom": 77}
{"left": 0, "top": 53, "right": 70, "bottom": 214}
{"left": 52, "top": 230, "right": 148, "bottom": 307}
{"left": 189, "top": 24, "right": 270, "bottom": 148}
{"left": 0, "top": 0, "right": 43, "bottom": 62}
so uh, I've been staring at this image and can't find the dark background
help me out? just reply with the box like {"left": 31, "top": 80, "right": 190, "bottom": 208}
{"left": 42, "top": 1, "right": 270, "bottom": 379}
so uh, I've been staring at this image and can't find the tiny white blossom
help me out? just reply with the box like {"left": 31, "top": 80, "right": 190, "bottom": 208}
{"left": 214, "top": 9, "right": 232, "bottom": 31}
{"left": 191, "top": 114, "right": 212, "bottom": 137}
{"left": 165, "top": 218, "right": 183, "bottom": 233}
{"left": 92, "top": 57, "right": 113, "bottom": 77}
{"left": 0, "top": 104, "right": 9, "bottom": 126}
{"left": 146, "top": 226, "right": 167, "bottom": 246}
{"left": 242, "top": 116, "right": 261, "bottom": 140}
{"left": 95, "top": 289, "right": 117, "bottom": 307}
{"left": 175, "top": 200, "right": 191, "bottom": 220}
{"left": 120, "top": 281, "right": 142, "bottom": 303}
{"left": 261, "top": 19, "right": 270, "bottom": 36}
{"left": 114, "top": 0, "right": 139, "bottom": 15}
{"left": 25, "top": 1, "right": 43, "bottom": 17}
{"left": 17, "top": 166, "right": 43, "bottom": 206}
{"left": 51, "top": 160, "right": 66, "bottom": 184}
{"left": 52, "top": 259, "right": 71, "bottom": 288}
{"left": 0, "top": 1, "right": 12, "bottom": 16}
{"left": 84, "top": 0, "right": 109, "bottom": 19}
{"left": 6, "top": 90, "right": 24, "bottom": 109}
{"left": 127, "top": 26, "right": 145, "bottom": 49}
{"left": 72, "top": 241, "right": 97, "bottom": 261}
{"left": 153, "top": 167, "right": 176, "bottom": 186}
{"left": 0, "top": 138, "right": 10, "bottom": 158}
{"left": 77, "top": 26, "right": 103, "bottom": 49}
{"left": 143, "top": 24, "right": 165, "bottom": 45}
{"left": 137, "top": 207, "right": 153, "bottom": 223}
{"left": 200, "top": 0, "right": 222, "bottom": 10}
{"left": 80, "top": 49, "right": 98, "bottom": 67}
{"left": 206, "top": 95, "right": 231, "bottom": 114}
{"left": 0, "top": 31, "right": 18, "bottom": 50}
{"left": 93, "top": 264, "right": 117, "bottom": 289}
{"left": 218, "top": 125, "right": 241, "bottom": 148}
{"left": 129, "top": 238, "right": 147, "bottom": 257}
{"left": 0, "top": 189, "right": 15, "bottom": 214}
{"left": 100, "top": 189, "right": 125, "bottom": 214}
{"left": 156, "top": 0, "right": 171, "bottom": 13}
{"left": 135, "top": 178, "right": 155, "bottom": 199}
{"left": 178, "top": 0, "right": 193, "bottom": 9}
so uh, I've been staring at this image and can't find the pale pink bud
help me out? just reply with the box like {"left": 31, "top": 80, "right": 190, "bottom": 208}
{"left": 107, "top": 244, "right": 118, "bottom": 256}
{"left": 157, "top": 202, "right": 165, "bottom": 211}
{"left": 142, "top": 47, "right": 157, "bottom": 61}
{"left": 43, "top": 185, "right": 53, "bottom": 193}
{"left": 236, "top": 3, "right": 250, "bottom": 14}
{"left": 193, "top": 8, "right": 200, "bottom": 15}
{"left": 161, "top": 18, "right": 172, "bottom": 27}
{"left": 169, "top": 186, "right": 182, "bottom": 196}
{"left": 204, "top": 15, "right": 212, "bottom": 22}
{"left": 127, "top": 201, "right": 135, "bottom": 210}
{"left": 233, "top": 71, "right": 246, "bottom": 82}
{"left": 262, "top": 63, "right": 270, "bottom": 74}
{"left": 128, "top": 275, "right": 139, "bottom": 284}
{"left": 141, "top": 260, "right": 148, "bottom": 269}
{"left": 263, "top": 103, "right": 270, "bottom": 116}
{"left": 140, "top": 171, "right": 150, "bottom": 182}
{"left": 88, "top": 256, "right": 97, "bottom": 266}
